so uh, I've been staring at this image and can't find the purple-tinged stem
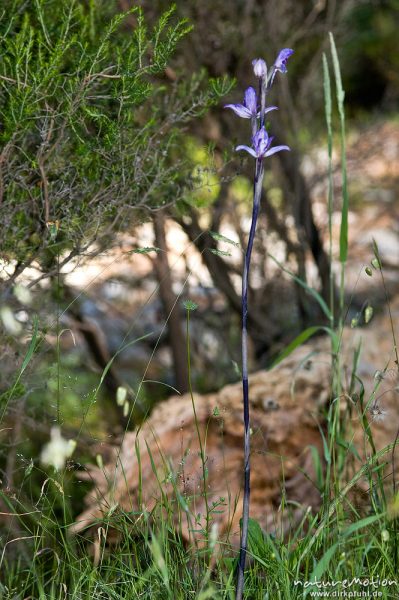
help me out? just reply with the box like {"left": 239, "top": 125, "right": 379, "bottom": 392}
{"left": 259, "top": 78, "right": 266, "bottom": 129}
{"left": 236, "top": 157, "right": 264, "bottom": 600}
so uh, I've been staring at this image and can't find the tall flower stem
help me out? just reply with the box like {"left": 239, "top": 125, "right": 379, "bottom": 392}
{"left": 226, "top": 50, "right": 293, "bottom": 599}
{"left": 236, "top": 157, "right": 264, "bottom": 600}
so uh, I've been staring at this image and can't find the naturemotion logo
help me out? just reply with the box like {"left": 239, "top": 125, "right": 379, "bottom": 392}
{"left": 294, "top": 577, "right": 398, "bottom": 598}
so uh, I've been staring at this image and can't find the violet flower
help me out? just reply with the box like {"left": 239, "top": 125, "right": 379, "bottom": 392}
{"left": 224, "top": 86, "right": 257, "bottom": 119}
{"left": 268, "top": 48, "right": 294, "bottom": 87}
{"left": 236, "top": 127, "right": 290, "bottom": 160}
{"left": 273, "top": 48, "right": 294, "bottom": 74}
{"left": 225, "top": 86, "right": 277, "bottom": 120}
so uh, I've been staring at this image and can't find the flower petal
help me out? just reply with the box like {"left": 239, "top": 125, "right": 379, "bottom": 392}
{"left": 224, "top": 103, "right": 252, "bottom": 118}
{"left": 253, "top": 127, "right": 269, "bottom": 155}
{"left": 244, "top": 87, "right": 257, "bottom": 114}
{"left": 274, "top": 48, "right": 294, "bottom": 73}
{"left": 264, "top": 105, "right": 278, "bottom": 115}
{"left": 235, "top": 145, "right": 257, "bottom": 158}
{"left": 264, "top": 145, "right": 290, "bottom": 157}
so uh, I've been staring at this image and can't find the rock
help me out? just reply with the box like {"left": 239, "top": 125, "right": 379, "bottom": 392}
{"left": 72, "top": 297, "right": 399, "bottom": 544}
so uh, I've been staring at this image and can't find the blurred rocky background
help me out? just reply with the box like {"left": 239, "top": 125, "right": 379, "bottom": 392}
{"left": 0, "top": 0, "right": 398, "bottom": 514}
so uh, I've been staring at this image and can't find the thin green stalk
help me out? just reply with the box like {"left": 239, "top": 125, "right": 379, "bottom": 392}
{"left": 322, "top": 53, "right": 334, "bottom": 331}
{"left": 329, "top": 33, "right": 348, "bottom": 332}
{"left": 185, "top": 305, "right": 210, "bottom": 540}
{"left": 322, "top": 36, "right": 348, "bottom": 553}
{"left": 56, "top": 248, "right": 61, "bottom": 425}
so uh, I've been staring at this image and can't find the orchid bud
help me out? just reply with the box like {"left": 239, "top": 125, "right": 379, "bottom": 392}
{"left": 252, "top": 58, "right": 267, "bottom": 78}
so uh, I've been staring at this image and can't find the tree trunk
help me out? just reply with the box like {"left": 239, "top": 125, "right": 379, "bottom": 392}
{"left": 177, "top": 210, "right": 282, "bottom": 353}
{"left": 153, "top": 211, "right": 189, "bottom": 393}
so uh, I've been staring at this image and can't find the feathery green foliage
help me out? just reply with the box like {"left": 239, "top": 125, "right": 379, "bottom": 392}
{"left": 0, "top": 0, "right": 231, "bottom": 280}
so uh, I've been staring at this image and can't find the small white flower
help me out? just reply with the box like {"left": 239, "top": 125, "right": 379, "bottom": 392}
{"left": 381, "top": 529, "right": 390, "bottom": 542}
{"left": 0, "top": 306, "right": 22, "bottom": 335}
{"left": 369, "top": 405, "right": 387, "bottom": 423}
{"left": 116, "top": 386, "right": 127, "bottom": 406}
{"left": 40, "top": 427, "right": 76, "bottom": 471}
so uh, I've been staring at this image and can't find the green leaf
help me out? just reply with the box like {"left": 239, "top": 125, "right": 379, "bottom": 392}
{"left": 209, "top": 231, "right": 239, "bottom": 247}
{"left": 329, "top": 33, "right": 345, "bottom": 109}
{"left": 329, "top": 33, "right": 348, "bottom": 264}
{"left": 247, "top": 518, "right": 266, "bottom": 556}
{"left": 336, "top": 438, "right": 361, "bottom": 461}
{"left": 271, "top": 326, "right": 339, "bottom": 368}
{"left": 20, "top": 316, "right": 39, "bottom": 374}
{"left": 210, "top": 248, "right": 232, "bottom": 257}
{"left": 304, "top": 543, "right": 338, "bottom": 597}
{"left": 209, "top": 75, "right": 235, "bottom": 99}
{"left": 342, "top": 514, "right": 383, "bottom": 538}
{"left": 323, "top": 52, "right": 335, "bottom": 264}
{"left": 318, "top": 423, "right": 331, "bottom": 465}
{"left": 322, "top": 53, "right": 332, "bottom": 135}
{"left": 132, "top": 247, "right": 160, "bottom": 254}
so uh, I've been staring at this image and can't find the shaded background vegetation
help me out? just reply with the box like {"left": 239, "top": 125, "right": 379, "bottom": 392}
{"left": 1, "top": 0, "right": 398, "bottom": 547}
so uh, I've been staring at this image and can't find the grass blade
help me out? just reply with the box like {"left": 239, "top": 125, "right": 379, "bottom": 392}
{"left": 271, "top": 326, "right": 339, "bottom": 368}
{"left": 329, "top": 32, "right": 348, "bottom": 265}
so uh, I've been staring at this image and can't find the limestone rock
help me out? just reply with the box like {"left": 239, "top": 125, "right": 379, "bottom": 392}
{"left": 72, "top": 297, "right": 399, "bottom": 544}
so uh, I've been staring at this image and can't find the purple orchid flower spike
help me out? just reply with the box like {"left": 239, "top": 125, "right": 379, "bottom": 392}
{"left": 273, "top": 48, "right": 294, "bottom": 74}
{"left": 225, "top": 50, "right": 293, "bottom": 600}
{"left": 236, "top": 126, "right": 290, "bottom": 159}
